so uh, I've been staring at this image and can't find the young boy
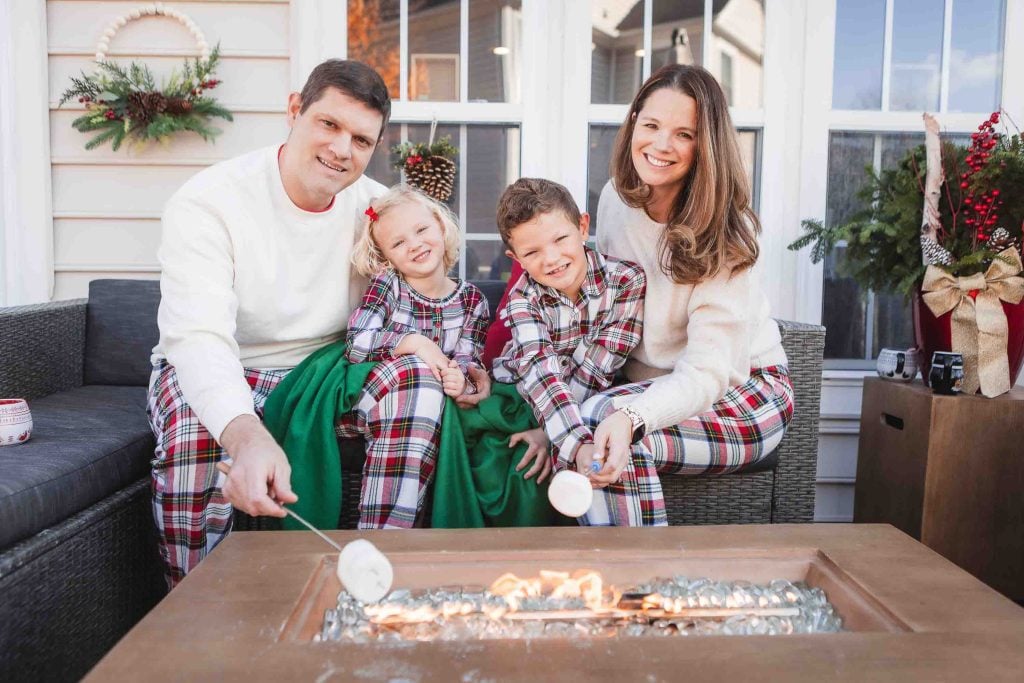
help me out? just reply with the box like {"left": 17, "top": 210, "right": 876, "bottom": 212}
{"left": 492, "top": 178, "right": 646, "bottom": 481}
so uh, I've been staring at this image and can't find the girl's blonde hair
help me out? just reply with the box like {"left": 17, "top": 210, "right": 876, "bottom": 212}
{"left": 352, "top": 184, "right": 462, "bottom": 277}
{"left": 610, "top": 64, "right": 760, "bottom": 284}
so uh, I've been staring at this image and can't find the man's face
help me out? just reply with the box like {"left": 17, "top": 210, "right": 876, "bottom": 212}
{"left": 506, "top": 210, "right": 590, "bottom": 300}
{"left": 282, "top": 87, "right": 384, "bottom": 208}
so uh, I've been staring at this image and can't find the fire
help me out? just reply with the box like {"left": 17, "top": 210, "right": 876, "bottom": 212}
{"left": 489, "top": 570, "right": 618, "bottom": 612}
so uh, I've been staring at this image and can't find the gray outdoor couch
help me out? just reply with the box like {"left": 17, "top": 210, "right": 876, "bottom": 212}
{"left": 0, "top": 278, "right": 824, "bottom": 681}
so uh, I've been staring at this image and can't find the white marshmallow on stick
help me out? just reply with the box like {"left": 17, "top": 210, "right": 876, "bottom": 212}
{"left": 337, "top": 539, "right": 393, "bottom": 604}
{"left": 547, "top": 470, "right": 594, "bottom": 518}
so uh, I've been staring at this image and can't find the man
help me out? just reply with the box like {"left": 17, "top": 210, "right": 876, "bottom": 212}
{"left": 148, "top": 60, "right": 484, "bottom": 588}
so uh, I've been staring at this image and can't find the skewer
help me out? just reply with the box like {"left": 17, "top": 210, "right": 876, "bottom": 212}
{"left": 368, "top": 606, "right": 800, "bottom": 626}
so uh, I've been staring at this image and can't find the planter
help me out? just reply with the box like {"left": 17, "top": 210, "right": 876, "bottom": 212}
{"left": 913, "top": 291, "right": 1024, "bottom": 389}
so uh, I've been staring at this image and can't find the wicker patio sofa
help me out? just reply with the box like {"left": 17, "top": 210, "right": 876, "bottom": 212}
{"left": 0, "top": 278, "right": 823, "bottom": 681}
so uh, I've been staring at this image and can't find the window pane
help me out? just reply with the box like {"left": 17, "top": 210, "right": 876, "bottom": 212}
{"left": 707, "top": 0, "right": 764, "bottom": 108}
{"left": 591, "top": 1, "right": 648, "bottom": 104}
{"left": 468, "top": 0, "right": 522, "bottom": 103}
{"left": 889, "top": 0, "right": 944, "bottom": 112}
{"left": 948, "top": 0, "right": 1004, "bottom": 113}
{"left": 832, "top": 0, "right": 885, "bottom": 109}
{"left": 825, "top": 132, "right": 874, "bottom": 227}
{"left": 651, "top": 0, "right": 706, "bottom": 69}
{"left": 348, "top": 0, "right": 401, "bottom": 98}
{"left": 409, "top": 0, "right": 461, "bottom": 101}
{"left": 363, "top": 123, "right": 406, "bottom": 187}
{"left": 873, "top": 291, "right": 914, "bottom": 356}
{"left": 823, "top": 247, "right": 867, "bottom": 359}
{"left": 464, "top": 240, "right": 513, "bottom": 282}
{"left": 464, "top": 125, "right": 521, "bottom": 235}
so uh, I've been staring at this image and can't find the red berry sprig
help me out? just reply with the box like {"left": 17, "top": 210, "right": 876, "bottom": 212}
{"left": 961, "top": 111, "right": 1003, "bottom": 244}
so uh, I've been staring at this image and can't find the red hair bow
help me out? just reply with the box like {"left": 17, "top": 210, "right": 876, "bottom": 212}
{"left": 365, "top": 206, "right": 379, "bottom": 222}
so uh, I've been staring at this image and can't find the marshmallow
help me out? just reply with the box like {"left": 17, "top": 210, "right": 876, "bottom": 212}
{"left": 547, "top": 470, "right": 594, "bottom": 518}
{"left": 336, "top": 539, "right": 393, "bottom": 604}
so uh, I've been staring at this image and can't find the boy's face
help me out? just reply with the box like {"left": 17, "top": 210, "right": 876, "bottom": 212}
{"left": 505, "top": 210, "right": 590, "bottom": 299}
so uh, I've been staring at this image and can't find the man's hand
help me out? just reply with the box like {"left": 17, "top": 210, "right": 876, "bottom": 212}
{"left": 510, "top": 427, "right": 552, "bottom": 483}
{"left": 454, "top": 365, "right": 491, "bottom": 408}
{"left": 590, "top": 410, "right": 633, "bottom": 487}
{"left": 440, "top": 360, "right": 467, "bottom": 397}
{"left": 218, "top": 415, "right": 296, "bottom": 517}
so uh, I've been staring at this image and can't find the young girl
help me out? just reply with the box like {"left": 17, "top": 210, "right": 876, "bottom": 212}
{"left": 347, "top": 184, "right": 490, "bottom": 400}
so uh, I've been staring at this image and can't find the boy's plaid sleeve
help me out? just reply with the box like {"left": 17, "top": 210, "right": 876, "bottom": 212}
{"left": 503, "top": 292, "right": 592, "bottom": 467}
{"left": 567, "top": 264, "right": 646, "bottom": 403}
{"left": 452, "top": 285, "right": 490, "bottom": 373}
{"left": 344, "top": 273, "right": 413, "bottom": 363}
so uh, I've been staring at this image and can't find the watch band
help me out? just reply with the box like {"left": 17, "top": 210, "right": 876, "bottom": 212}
{"left": 620, "top": 405, "right": 646, "bottom": 444}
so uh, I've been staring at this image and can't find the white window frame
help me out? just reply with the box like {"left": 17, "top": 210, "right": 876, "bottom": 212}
{"left": 797, "top": 0, "right": 1024, "bottom": 368}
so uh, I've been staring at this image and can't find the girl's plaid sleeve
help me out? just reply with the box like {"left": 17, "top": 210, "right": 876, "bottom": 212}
{"left": 344, "top": 272, "right": 413, "bottom": 363}
{"left": 503, "top": 291, "right": 592, "bottom": 468}
{"left": 451, "top": 284, "right": 490, "bottom": 373}
{"left": 567, "top": 263, "right": 646, "bottom": 403}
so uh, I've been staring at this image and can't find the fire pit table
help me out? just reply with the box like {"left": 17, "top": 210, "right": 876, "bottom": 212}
{"left": 86, "top": 525, "right": 1024, "bottom": 681}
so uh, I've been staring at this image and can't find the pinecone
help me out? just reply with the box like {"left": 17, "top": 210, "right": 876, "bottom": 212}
{"left": 986, "top": 227, "right": 1020, "bottom": 254}
{"left": 126, "top": 90, "right": 167, "bottom": 125}
{"left": 920, "top": 235, "right": 954, "bottom": 266}
{"left": 164, "top": 97, "right": 193, "bottom": 115}
{"left": 405, "top": 156, "right": 456, "bottom": 202}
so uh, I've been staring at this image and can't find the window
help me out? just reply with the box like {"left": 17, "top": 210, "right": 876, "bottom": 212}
{"left": 821, "top": 0, "right": 1007, "bottom": 366}
{"left": 347, "top": 0, "right": 523, "bottom": 282}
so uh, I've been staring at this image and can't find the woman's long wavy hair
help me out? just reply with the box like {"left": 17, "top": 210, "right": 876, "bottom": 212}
{"left": 610, "top": 64, "right": 760, "bottom": 284}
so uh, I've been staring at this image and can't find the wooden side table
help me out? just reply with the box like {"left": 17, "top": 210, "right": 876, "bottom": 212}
{"left": 854, "top": 377, "right": 1024, "bottom": 600}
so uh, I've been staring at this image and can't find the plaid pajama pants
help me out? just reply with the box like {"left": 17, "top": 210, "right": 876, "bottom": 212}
{"left": 577, "top": 365, "right": 794, "bottom": 527}
{"left": 147, "top": 355, "right": 445, "bottom": 587}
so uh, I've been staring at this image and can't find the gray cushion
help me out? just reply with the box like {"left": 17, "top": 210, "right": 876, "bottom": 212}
{"left": 84, "top": 279, "right": 161, "bottom": 386}
{"left": 0, "top": 386, "right": 153, "bottom": 548}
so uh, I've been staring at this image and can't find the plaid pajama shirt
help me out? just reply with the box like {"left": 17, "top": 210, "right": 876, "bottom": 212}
{"left": 492, "top": 248, "right": 646, "bottom": 466}
{"left": 345, "top": 270, "right": 489, "bottom": 374}
{"left": 577, "top": 366, "right": 795, "bottom": 527}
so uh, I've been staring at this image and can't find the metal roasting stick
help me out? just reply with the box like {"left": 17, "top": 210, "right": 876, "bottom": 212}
{"left": 215, "top": 462, "right": 344, "bottom": 553}
{"left": 370, "top": 606, "right": 802, "bottom": 626}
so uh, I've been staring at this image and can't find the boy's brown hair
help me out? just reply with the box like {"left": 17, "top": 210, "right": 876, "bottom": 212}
{"left": 496, "top": 178, "right": 582, "bottom": 249}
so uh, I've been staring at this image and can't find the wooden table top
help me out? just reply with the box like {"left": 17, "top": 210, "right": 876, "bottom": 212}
{"left": 86, "top": 525, "right": 1024, "bottom": 682}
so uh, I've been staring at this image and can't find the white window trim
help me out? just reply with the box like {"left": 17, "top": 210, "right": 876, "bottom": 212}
{"left": 1, "top": 0, "right": 53, "bottom": 305}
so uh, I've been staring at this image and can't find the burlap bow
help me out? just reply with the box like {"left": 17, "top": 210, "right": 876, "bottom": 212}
{"left": 921, "top": 247, "right": 1024, "bottom": 397}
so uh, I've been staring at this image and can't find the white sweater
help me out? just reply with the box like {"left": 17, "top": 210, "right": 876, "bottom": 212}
{"left": 152, "top": 146, "right": 385, "bottom": 440}
{"left": 596, "top": 181, "right": 787, "bottom": 432}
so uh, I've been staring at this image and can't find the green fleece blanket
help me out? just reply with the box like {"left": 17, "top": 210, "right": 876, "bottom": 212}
{"left": 261, "top": 342, "right": 568, "bottom": 530}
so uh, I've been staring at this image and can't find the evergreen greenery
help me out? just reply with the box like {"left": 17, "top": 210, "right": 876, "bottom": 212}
{"left": 59, "top": 45, "right": 232, "bottom": 151}
{"left": 391, "top": 136, "right": 458, "bottom": 168}
{"left": 789, "top": 125, "right": 1024, "bottom": 299}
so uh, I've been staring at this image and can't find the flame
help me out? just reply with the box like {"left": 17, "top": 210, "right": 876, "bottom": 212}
{"left": 489, "top": 570, "right": 617, "bottom": 612}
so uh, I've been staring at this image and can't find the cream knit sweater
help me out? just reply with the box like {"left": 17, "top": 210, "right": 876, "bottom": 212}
{"left": 151, "top": 146, "right": 385, "bottom": 440}
{"left": 595, "top": 181, "right": 787, "bottom": 432}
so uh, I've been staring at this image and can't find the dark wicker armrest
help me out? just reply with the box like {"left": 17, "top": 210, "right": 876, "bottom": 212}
{"left": 771, "top": 319, "right": 825, "bottom": 523}
{"left": 0, "top": 299, "right": 87, "bottom": 400}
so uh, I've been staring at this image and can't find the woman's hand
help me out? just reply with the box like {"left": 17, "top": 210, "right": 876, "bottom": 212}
{"left": 510, "top": 428, "right": 552, "bottom": 483}
{"left": 455, "top": 366, "right": 491, "bottom": 408}
{"left": 440, "top": 360, "right": 467, "bottom": 397}
{"left": 590, "top": 410, "right": 634, "bottom": 486}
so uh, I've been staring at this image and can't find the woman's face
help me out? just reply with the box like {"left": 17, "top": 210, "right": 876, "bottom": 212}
{"left": 630, "top": 87, "right": 699, "bottom": 196}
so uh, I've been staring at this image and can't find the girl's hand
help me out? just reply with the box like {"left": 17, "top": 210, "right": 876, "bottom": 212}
{"left": 408, "top": 336, "right": 449, "bottom": 381}
{"left": 510, "top": 428, "right": 552, "bottom": 483}
{"left": 573, "top": 443, "right": 599, "bottom": 486}
{"left": 590, "top": 410, "right": 633, "bottom": 486}
{"left": 440, "top": 360, "right": 467, "bottom": 397}
{"left": 455, "top": 366, "right": 491, "bottom": 408}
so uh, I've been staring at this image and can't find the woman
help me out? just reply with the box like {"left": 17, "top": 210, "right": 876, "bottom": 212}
{"left": 581, "top": 64, "right": 793, "bottom": 526}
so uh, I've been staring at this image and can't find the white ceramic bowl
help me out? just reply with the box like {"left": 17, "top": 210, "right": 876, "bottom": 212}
{"left": 0, "top": 398, "right": 33, "bottom": 446}
{"left": 876, "top": 347, "right": 920, "bottom": 382}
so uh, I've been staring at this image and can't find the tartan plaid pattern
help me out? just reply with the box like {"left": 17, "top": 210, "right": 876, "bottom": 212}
{"left": 345, "top": 270, "right": 489, "bottom": 374}
{"left": 147, "top": 359, "right": 289, "bottom": 588}
{"left": 492, "top": 248, "right": 645, "bottom": 466}
{"left": 335, "top": 354, "right": 446, "bottom": 528}
{"left": 578, "top": 365, "right": 795, "bottom": 526}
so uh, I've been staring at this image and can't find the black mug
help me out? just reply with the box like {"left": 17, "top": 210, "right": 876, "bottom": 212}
{"left": 929, "top": 351, "right": 964, "bottom": 395}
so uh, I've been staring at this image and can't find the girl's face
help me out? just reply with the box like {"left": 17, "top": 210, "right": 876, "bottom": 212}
{"left": 373, "top": 201, "right": 447, "bottom": 280}
{"left": 630, "top": 87, "right": 699, "bottom": 197}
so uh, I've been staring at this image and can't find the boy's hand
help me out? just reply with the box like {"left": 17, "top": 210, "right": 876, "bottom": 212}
{"left": 590, "top": 410, "right": 633, "bottom": 486}
{"left": 440, "top": 360, "right": 467, "bottom": 397}
{"left": 455, "top": 366, "right": 491, "bottom": 408}
{"left": 573, "top": 443, "right": 600, "bottom": 486}
{"left": 510, "top": 427, "right": 552, "bottom": 483}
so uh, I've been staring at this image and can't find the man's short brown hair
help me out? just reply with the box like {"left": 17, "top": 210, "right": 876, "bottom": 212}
{"left": 496, "top": 178, "right": 582, "bottom": 248}
{"left": 299, "top": 60, "right": 391, "bottom": 140}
